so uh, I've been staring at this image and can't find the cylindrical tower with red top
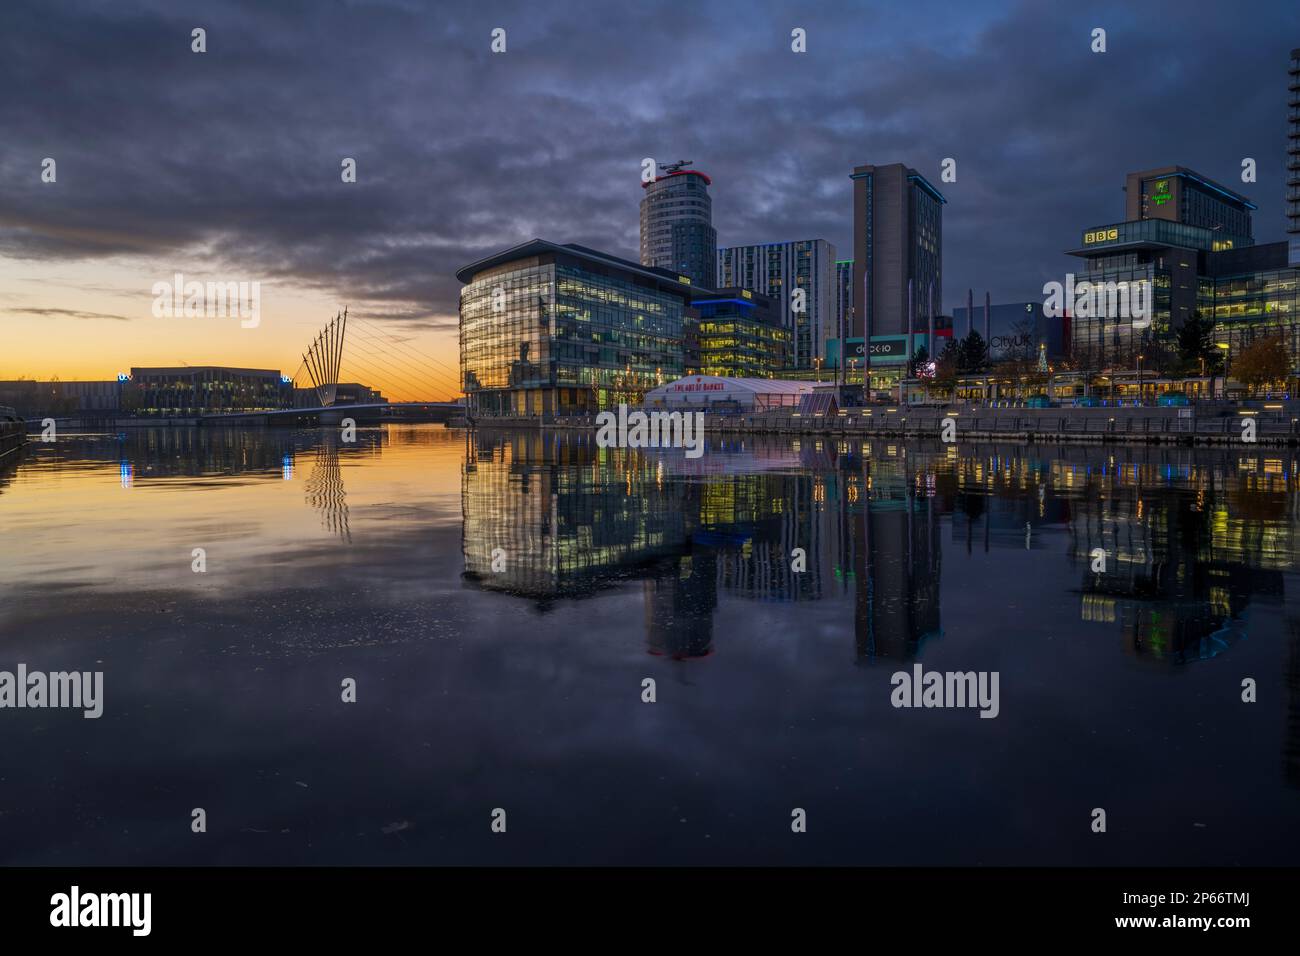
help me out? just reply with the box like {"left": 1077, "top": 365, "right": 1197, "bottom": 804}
{"left": 639, "top": 162, "right": 717, "bottom": 286}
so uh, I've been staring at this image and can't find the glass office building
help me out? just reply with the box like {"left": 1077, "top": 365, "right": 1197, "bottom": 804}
{"left": 691, "top": 289, "right": 789, "bottom": 378}
{"left": 1068, "top": 223, "right": 1300, "bottom": 376}
{"left": 458, "top": 240, "right": 695, "bottom": 418}
{"left": 1067, "top": 215, "right": 1256, "bottom": 367}
{"left": 127, "top": 366, "right": 291, "bottom": 416}
{"left": 1068, "top": 56, "right": 1300, "bottom": 379}
{"left": 1204, "top": 243, "right": 1300, "bottom": 365}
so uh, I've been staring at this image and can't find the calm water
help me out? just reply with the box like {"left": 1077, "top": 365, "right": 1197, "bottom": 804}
{"left": 1, "top": 425, "right": 1297, "bottom": 865}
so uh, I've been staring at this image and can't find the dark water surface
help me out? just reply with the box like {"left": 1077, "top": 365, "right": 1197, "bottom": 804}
{"left": 1, "top": 425, "right": 1297, "bottom": 865}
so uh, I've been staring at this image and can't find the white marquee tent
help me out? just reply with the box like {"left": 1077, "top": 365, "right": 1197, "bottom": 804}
{"left": 643, "top": 375, "right": 835, "bottom": 411}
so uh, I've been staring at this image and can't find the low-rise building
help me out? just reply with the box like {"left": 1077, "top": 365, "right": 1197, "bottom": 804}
{"left": 0, "top": 379, "right": 123, "bottom": 417}
{"left": 127, "top": 366, "right": 292, "bottom": 416}
{"left": 690, "top": 288, "right": 788, "bottom": 377}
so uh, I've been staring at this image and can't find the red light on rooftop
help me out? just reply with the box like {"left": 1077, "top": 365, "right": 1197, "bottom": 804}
{"left": 641, "top": 169, "right": 712, "bottom": 188}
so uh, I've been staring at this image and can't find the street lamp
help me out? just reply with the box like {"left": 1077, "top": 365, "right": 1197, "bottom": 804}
{"left": 1216, "top": 341, "right": 1231, "bottom": 399}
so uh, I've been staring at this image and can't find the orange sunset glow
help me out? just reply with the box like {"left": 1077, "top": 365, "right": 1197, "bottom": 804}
{"left": 0, "top": 258, "right": 461, "bottom": 401}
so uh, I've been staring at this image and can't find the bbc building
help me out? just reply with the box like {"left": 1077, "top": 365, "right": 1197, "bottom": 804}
{"left": 1069, "top": 164, "right": 1300, "bottom": 379}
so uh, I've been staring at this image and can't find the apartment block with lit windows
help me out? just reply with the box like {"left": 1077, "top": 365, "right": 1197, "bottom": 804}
{"left": 716, "top": 239, "right": 837, "bottom": 370}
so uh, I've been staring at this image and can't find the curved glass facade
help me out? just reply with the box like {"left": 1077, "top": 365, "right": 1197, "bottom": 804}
{"left": 459, "top": 250, "right": 688, "bottom": 417}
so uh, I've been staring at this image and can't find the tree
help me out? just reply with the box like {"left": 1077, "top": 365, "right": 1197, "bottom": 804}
{"left": 932, "top": 340, "right": 961, "bottom": 396}
{"left": 1022, "top": 359, "right": 1049, "bottom": 395}
{"left": 907, "top": 344, "right": 930, "bottom": 379}
{"left": 1231, "top": 335, "right": 1290, "bottom": 396}
{"left": 1138, "top": 339, "right": 1180, "bottom": 378}
{"left": 1176, "top": 314, "right": 1222, "bottom": 377}
{"left": 958, "top": 330, "right": 988, "bottom": 373}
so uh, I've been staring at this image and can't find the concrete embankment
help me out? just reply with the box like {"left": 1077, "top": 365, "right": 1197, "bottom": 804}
{"left": 1, "top": 406, "right": 26, "bottom": 460}
{"left": 470, "top": 402, "right": 1300, "bottom": 446}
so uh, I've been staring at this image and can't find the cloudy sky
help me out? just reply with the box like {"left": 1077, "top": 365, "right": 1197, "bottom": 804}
{"left": 1, "top": 0, "right": 1297, "bottom": 397}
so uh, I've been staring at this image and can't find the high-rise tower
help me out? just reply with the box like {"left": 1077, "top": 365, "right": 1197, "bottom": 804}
{"left": 639, "top": 161, "right": 717, "bottom": 286}
{"left": 849, "top": 163, "right": 945, "bottom": 342}
{"left": 1289, "top": 48, "right": 1300, "bottom": 265}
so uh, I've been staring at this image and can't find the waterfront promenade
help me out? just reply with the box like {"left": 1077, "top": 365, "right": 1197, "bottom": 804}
{"left": 468, "top": 400, "right": 1300, "bottom": 446}
{"left": 0, "top": 405, "right": 25, "bottom": 460}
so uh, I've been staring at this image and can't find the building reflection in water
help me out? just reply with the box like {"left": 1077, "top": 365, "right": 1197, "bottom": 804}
{"left": 461, "top": 433, "right": 1300, "bottom": 684}
{"left": 854, "top": 445, "right": 942, "bottom": 662}
{"left": 459, "top": 431, "right": 946, "bottom": 663}
{"left": 1058, "top": 450, "right": 1290, "bottom": 666}
{"left": 115, "top": 427, "right": 305, "bottom": 477}
{"left": 7, "top": 424, "right": 1300, "bottom": 789}
{"left": 461, "top": 430, "right": 697, "bottom": 609}
{"left": 459, "top": 432, "right": 1300, "bottom": 782}
{"left": 644, "top": 554, "right": 716, "bottom": 661}
{"left": 10, "top": 426, "right": 381, "bottom": 543}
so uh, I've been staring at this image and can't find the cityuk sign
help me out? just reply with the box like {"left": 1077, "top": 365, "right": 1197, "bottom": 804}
{"left": 990, "top": 333, "right": 1034, "bottom": 352}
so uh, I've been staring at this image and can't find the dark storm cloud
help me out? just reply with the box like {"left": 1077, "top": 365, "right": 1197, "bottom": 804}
{"left": 1, "top": 0, "right": 1297, "bottom": 317}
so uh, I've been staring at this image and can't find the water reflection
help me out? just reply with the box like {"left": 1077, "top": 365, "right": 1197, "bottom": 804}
{"left": 6, "top": 426, "right": 1296, "bottom": 672}
{"left": 460, "top": 431, "right": 1300, "bottom": 797}
{"left": 2, "top": 426, "right": 1299, "bottom": 865}
{"left": 461, "top": 432, "right": 1300, "bottom": 668}
{"left": 461, "top": 432, "right": 947, "bottom": 662}
{"left": 0, "top": 447, "right": 20, "bottom": 495}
